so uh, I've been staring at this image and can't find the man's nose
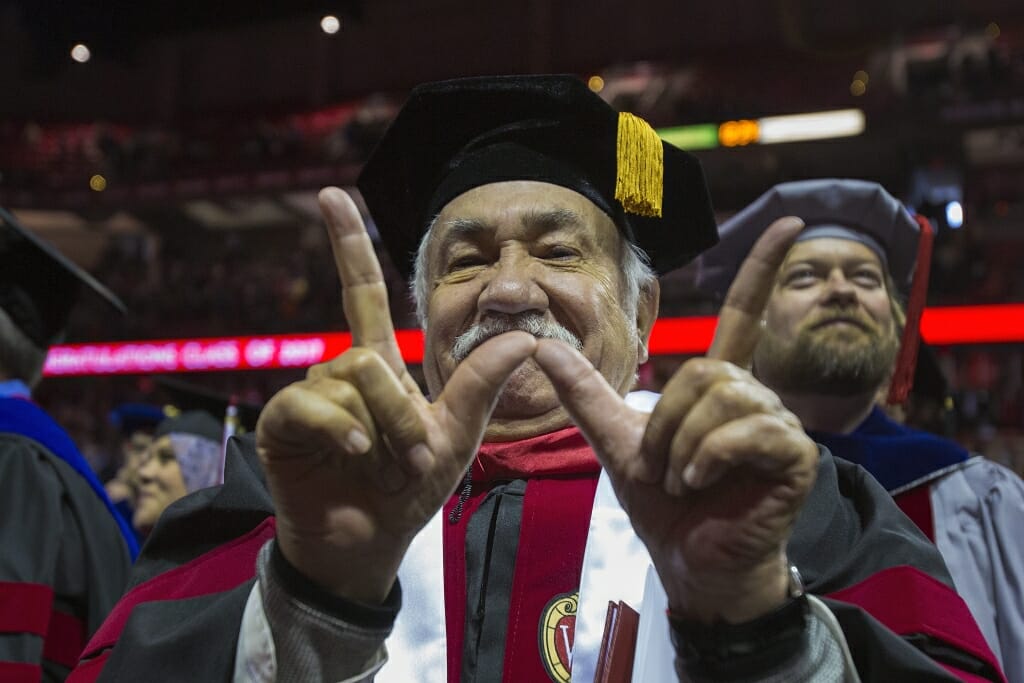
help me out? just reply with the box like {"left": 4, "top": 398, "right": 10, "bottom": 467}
{"left": 822, "top": 271, "right": 857, "bottom": 306}
{"left": 477, "top": 253, "right": 548, "bottom": 316}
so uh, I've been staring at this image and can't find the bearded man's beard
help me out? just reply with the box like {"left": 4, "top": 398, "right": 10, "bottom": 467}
{"left": 753, "top": 313, "right": 900, "bottom": 396}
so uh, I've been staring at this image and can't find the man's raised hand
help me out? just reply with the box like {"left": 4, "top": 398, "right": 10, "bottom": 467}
{"left": 533, "top": 216, "right": 819, "bottom": 623}
{"left": 256, "top": 187, "right": 536, "bottom": 603}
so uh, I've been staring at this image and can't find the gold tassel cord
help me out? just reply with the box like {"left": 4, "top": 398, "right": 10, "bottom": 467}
{"left": 614, "top": 112, "right": 664, "bottom": 218}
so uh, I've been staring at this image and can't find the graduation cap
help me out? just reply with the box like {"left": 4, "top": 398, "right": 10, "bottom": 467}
{"left": 153, "top": 376, "right": 263, "bottom": 434}
{"left": 696, "top": 179, "right": 934, "bottom": 405}
{"left": 109, "top": 403, "right": 166, "bottom": 437}
{"left": 357, "top": 74, "right": 719, "bottom": 279}
{"left": 155, "top": 410, "right": 223, "bottom": 443}
{"left": 0, "top": 206, "right": 125, "bottom": 347}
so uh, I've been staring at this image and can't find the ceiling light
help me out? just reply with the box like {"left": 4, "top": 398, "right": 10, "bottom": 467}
{"left": 71, "top": 44, "right": 91, "bottom": 63}
{"left": 321, "top": 15, "right": 341, "bottom": 34}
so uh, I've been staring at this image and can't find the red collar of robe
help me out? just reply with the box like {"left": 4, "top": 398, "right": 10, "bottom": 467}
{"left": 472, "top": 425, "right": 601, "bottom": 482}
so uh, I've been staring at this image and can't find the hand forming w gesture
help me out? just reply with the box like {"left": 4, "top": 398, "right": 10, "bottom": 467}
{"left": 532, "top": 216, "right": 819, "bottom": 623}
{"left": 256, "top": 188, "right": 536, "bottom": 603}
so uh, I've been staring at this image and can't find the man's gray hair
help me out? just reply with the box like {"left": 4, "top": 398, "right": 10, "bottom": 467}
{"left": 0, "top": 308, "right": 47, "bottom": 389}
{"left": 410, "top": 217, "right": 656, "bottom": 327}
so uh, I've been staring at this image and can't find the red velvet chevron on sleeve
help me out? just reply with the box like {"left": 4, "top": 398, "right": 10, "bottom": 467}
{"left": 827, "top": 564, "right": 1005, "bottom": 682}
{"left": 67, "top": 517, "right": 277, "bottom": 683}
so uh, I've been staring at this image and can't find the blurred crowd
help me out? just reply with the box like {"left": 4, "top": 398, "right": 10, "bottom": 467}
{"left": 0, "top": 95, "right": 399, "bottom": 192}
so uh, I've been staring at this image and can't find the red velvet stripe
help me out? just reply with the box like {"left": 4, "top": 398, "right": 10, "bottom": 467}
{"left": 0, "top": 582, "right": 53, "bottom": 636}
{"left": 827, "top": 564, "right": 1005, "bottom": 682}
{"left": 78, "top": 516, "right": 276, "bottom": 661}
{"left": 894, "top": 485, "right": 935, "bottom": 542}
{"left": 66, "top": 651, "right": 108, "bottom": 683}
{"left": 0, "top": 661, "right": 42, "bottom": 683}
{"left": 502, "top": 476, "right": 598, "bottom": 682}
{"left": 43, "top": 610, "right": 86, "bottom": 668}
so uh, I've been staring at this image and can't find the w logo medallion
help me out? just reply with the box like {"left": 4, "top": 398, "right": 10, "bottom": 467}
{"left": 538, "top": 591, "right": 578, "bottom": 682}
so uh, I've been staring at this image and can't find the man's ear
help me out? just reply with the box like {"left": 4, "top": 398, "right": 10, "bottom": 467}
{"left": 636, "top": 279, "right": 660, "bottom": 365}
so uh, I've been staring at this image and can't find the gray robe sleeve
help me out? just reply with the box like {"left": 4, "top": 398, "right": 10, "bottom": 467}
{"left": 931, "top": 456, "right": 1024, "bottom": 683}
{"left": 234, "top": 540, "right": 394, "bottom": 683}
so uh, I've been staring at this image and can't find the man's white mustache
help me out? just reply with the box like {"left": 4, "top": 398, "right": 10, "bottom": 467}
{"left": 451, "top": 314, "right": 582, "bottom": 362}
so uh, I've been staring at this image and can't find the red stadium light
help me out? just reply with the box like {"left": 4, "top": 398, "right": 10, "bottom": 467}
{"left": 41, "top": 304, "right": 1024, "bottom": 377}
{"left": 919, "top": 304, "right": 1024, "bottom": 345}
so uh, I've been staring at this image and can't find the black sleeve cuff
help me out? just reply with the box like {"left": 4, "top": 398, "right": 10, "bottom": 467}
{"left": 270, "top": 539, "right": 401, "bottom": 630}
{"left": 669, "top": 594, "right": 810, "bottom": 680}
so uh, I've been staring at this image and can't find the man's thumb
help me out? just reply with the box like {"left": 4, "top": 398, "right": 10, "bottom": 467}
{"left": 435, "top": 331, "right": 537, "bottom": 443}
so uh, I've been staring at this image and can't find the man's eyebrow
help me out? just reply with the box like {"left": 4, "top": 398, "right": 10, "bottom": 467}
{"left": 521, "top": 207, "right": 585, "bottom": 233}
{"left": 435, "top": 217, "right": 490, "bottom": 256}
{"left": 783, "top": 255, "right": 884, "bottom": 270}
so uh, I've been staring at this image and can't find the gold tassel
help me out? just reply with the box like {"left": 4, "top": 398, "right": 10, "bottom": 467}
{"left": 614, "top": 112, "right": 664, "bottom": 218}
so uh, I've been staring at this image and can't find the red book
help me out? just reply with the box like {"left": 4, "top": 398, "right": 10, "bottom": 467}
{"left": 593, "top": 600, "right": 640, "bottom": 683}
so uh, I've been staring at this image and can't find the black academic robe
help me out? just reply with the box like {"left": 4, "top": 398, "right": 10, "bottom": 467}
{"left": 0, "top": 433, "right": 133, "bottom": 682}
{"left": 70, "top": 432, "right": 1004, "bottom": 682}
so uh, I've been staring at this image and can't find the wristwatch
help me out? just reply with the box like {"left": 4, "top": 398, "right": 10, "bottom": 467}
{"left": 668, "top": 565, "right": 809, "bottom": 679}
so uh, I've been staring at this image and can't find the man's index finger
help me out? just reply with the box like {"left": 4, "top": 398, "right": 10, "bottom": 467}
{"left": 319, "top": 187, "right": 404, "bottom": 371}
{"left": 707, "top": 216, "right": 804, "bottom": 365}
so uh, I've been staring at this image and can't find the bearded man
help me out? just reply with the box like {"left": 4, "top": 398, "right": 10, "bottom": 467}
{"left": 699, "top": 178, "right": 1024, "bottom": 682}
{"left": 71, "top": 79, "right": 1002, "bottom": 682}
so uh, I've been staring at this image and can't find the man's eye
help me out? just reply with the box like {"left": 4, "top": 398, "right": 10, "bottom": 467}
{"left": 853, "top": 271, "right": 882, "bottom": 286}
{"left": 785, "top": 269, "right": 816, "bottom": 285}
{"left": 449, "top": 256, "right": 487, "bottom": 271}
{"left": 541, "top": 246, "right": 577, "bottom": 260}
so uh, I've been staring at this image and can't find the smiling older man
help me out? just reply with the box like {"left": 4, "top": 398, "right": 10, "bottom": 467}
{"left": 71, "top": 78, "right": 1001, "bottom": 683}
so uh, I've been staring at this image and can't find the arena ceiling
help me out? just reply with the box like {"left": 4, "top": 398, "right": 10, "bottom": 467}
{"left": 4, "top": 0, "right": 1024, "bottom": 265}
{"left": 3, "top": 0, "right": 1023, "bottom": 120}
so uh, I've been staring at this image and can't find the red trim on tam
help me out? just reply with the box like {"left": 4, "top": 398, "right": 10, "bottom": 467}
{"left": 44, "top": 610, "right": 86, "bottom": 668}
{"left": 887, "top": 215, "right": 934, "bottom": 405}
{"left": 0, "top": 582, "right": 53, "bottom": 636}
{"left": 894, "top": 485, "right": 935, "bottom": 542}
{"left": 0, "top": 661, "right": 42, "bottom": 683}
{"left": 827, "top": 564, "right": 1005, "bottom": 682}
{"left": 77, "top": 516, "right": 276, "bottom": 665}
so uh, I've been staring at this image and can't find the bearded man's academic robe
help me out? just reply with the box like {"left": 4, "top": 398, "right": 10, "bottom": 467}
{"left": 813, "top": 406, "right": 1024, "bottom": 682}
{"left": 70, "top": 404, "right": 1003, "bottom": 682}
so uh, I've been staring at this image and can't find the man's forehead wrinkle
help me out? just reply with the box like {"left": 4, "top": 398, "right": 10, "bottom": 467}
{"left": 436, "top": 207, "right": 589, "bottom": 253}
{"left": 520, "top": 207, "right": 585, "bottom": 232}
{"left": 433, "top": 217, "right": 491, "bottom": 259}
{"left": 442, "top": 217, "right": 491, "bottom": 240}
